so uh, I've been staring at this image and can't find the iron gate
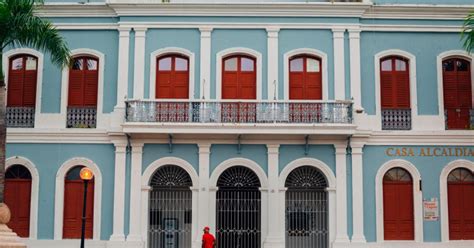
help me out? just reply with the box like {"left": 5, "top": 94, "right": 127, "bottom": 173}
{"left": 148, "top": 165, "right": 192, "bottom": 248}
{"left": 216, "top": 166, "right": 261, "bottom": 248}
{"left": 285, "top": 166, "right": 329, "bottom": 248}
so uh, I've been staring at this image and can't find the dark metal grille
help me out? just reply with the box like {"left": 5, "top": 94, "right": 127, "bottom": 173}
{"left": 5, "top": 164, "right": 32, "bottom": 179}
{"left": 285, "top": 166, "right": 328, "bottom": 248}
{"left": 382, "top": 109, "right": 411, "bottom": 130}
{"left": 216, "top": 166, "right": 261, "bottom": 248}
{"left": 148, "top": 166, "right": 192, "bottom": 248}
{"left": 67, "top": 106, "right": 97, "bottom": 128}
{"left": 6, "top": 106, "right": 35, "bottom": 128}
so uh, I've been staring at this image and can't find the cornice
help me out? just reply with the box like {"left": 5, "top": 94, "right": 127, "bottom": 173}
{"left": 35, "top": 3, "right": 116, "bottom": 17}
{"left": 362, "top": 4, "right": 474, "bottom": 20}
{"left": 365, "top": 131, "right": 474, "bottom": 146}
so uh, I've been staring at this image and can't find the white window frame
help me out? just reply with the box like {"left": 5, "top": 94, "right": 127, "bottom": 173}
{"left": 140, "top": 157, "right": 199, "bottom": 247}
{"left": 60, "top": 48, "right": 105, "bottom": 128}
{"left": 2, "top": 48, "right": 44, "bottom": 128}
{"left": 215, "top": 47, "right": 263, "bottom": 100}
{"left": 53, "top": 157, "right": 102, "bottom": 241}
{"left": 436, "top": 50, "right": 474, "bottom": 128}
{"left": 279, "top": 158, "right": 336, "bottom": 244}
{"left": 283, "top": 48, "right": 329, "bottom": 101}
{"left": 374, "top": 49, "right": 418, "bottom": 131}
{"left": 439, "top": 159, "right": 474, "bottom": 242}
{"left": 375, "top": 159, "right": 423, "bottom": 243}
{"left": 5, "top": 156, "right": 40, "bottom": 240}
{"left": 149, "top": 47, "right": 195, "bottom": 100}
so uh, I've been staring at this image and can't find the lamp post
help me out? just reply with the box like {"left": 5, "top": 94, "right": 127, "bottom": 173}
{"left": 79, "top": 167, "right": 94, "bottom": 248}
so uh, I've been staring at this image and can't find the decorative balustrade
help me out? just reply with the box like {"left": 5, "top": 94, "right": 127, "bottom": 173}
{"left": 67, "top": 107, "right": 97, "bottom": 128}
{"left": 126, "top": 100, "right": 353, "bottom": 124}
{"left": 382, "top": 109, "right": 411, "bottom": 130}
{"left": 6, "top": 107, "right": 35, "bottom": 128}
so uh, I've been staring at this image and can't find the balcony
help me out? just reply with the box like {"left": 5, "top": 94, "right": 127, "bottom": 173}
{"left": 124, "top": 100, "right": 355, "bottom": 135}
{"left": 6, "top": 107, "right": 35, "bottom": 128}
{"left": 381, "top": 109, "right": 411, "bottom": 130}
{"left": 67, "top": 107, "right": 97, "bottom": 128}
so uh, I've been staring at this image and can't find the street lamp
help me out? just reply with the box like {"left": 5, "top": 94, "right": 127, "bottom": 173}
{"left": 79, "top": 167, "right": 94, "bottom": 248}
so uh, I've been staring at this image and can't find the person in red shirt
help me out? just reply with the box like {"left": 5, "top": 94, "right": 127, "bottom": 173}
{"left": 202, "top": 226, "right": 216, "bottom": 248}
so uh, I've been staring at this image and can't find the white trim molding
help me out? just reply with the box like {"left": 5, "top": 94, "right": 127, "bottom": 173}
{"left": 215, "top": 47, "right": 263, "bottom": 100}
{"left": 436, "top": 50, "right": 474, "bottom": 128}
{"left": 3, "top": 48, "right": 44, "bottom": 128}
{"left": 140, "top": 157, "right": 199, "bottom": 247}
{"left": 333, "top": 28, "right": 346, "bottom": 100}
{"left": 200, "top": 27, "right": 213, "bottom": 100}
{"left": 279, "top": 157, "right": 336, "bottom": 245}
{"left": 60, "top": 48, "right": 106, "bottom": 128}
{"left": 374, "top": 49, "right": 419, "bottom": 131}
{"left": 439, "top": 159, "right": 474, "bottom": 243}
{"left": 5, "top": 156, "right": 40, "bottom": 240}
{"left": 54, "top": 157, "right": 103, "bottom": 241}
{"left": 149, "top": 47, "right": 196, "bottom": 99}
{"left": 375, "top": 159, "right": 423, "bottom": 243}
{"left": 283, "top": 48, "right": 329, "bottom": 101}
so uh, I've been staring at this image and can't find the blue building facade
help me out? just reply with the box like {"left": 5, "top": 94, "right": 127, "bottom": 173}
{"left": 2, "top": 1, "right": 473, "bottom": 248}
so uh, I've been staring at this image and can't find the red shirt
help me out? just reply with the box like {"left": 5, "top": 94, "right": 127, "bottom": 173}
{"left": 202, "top": 233, "right": 215, "bottom": 248}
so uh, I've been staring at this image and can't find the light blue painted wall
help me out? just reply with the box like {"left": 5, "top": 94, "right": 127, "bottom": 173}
{"left": 373, "top": 0, "right": 474, "bottom": 4}
{"left": 6, "top": 143, "right": 115, "bottom": 240}
{"left": 347, "top": 154, "right": 353, "bottom": 239}
{"left": 278, "top": 145, "right": 336, "bottom": 173}
{"left": 124, "top": 150, "right": 131, "bottom": 236}
{"left": 278, "top": 30, "right": 335, "bottom": 99}
{"left": 360, "top": 32, "right": 465, "bottom": 115}
{"left": 144, "top": 29, "right": 201, "bottom": 99}
{"left": 38, "top": 30, "right": 119, "bottom": 113}
{"left": 211, "top": 29, "right": 268, "bottom": 99}
{"left": 362, "top": 145, "right": 474, "bottom": 242}
{"left": 210, "top": 144, "right": 268, "bottom": 175}
{"left": 344, "top": 32, "right": 351, "bottom": 100}
{"left": 142, "top": 144, "right": 199, "bottom": 173}
{"left": 128, "top": 30, "right": 135, "bottom": 98}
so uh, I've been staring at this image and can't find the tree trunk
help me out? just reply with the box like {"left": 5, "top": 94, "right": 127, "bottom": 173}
{"left": 0, "top": 50, "right": 5, "bottom": 203}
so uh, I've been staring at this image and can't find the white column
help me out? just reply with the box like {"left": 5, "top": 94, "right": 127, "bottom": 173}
{"left": 351, "top": 141, "right": 366, "bottom": 243}
{"left": 127, "top": 142, "right": 144, "bottom": 242}
{"left": 264, "top": 144, "right": 284, "bottom": 248}
{"left": 349, "top": 29, "right": 362, "bottom": 111}
{"left": 133, "top": 27, "right": 147, "bottom": 99}
{"left": 191, "top": 188, "right": 200, "bottom": 248}
{"left": 111, "top": 28, "right": 130, "bottom": 130}
{"left": 333, "top": 28, "right": 346, "bottom": 100}
{"left": 196, "top": 143, "right": 211, "bottom": 245}
{"left": 266, "top": 27, "right": 279, "bottom": 100}
{"left": 110, "top": 140, "right": 127, "bottom": 241}
{"left": 334, "top": 143, "right": 349, "bottom": 243}
{"left": 199, "top": 27, "right": 212, "bottom": 99}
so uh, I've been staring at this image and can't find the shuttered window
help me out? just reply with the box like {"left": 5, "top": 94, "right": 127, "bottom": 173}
{"left": 7, "top": 55, "right": 38, "bottom": 107}
{"left": 68, "top": 56, "right": 99, "bottom": 107}
{"left": 222, "top": 55, "right": 256, "bottom": 99}
{"left": 156, "top": 54, "right": 189, "bottom": 99}
{"left": 289, "top": 55, "right": 322, "bottom": 100}
{"left": 443, "top": 58, "right": 472, "bottom": 129}
{"left": 380, "top": 56, "right": 410, "bottom": 109}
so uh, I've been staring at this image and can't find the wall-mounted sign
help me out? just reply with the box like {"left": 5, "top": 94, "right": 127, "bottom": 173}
{"left": 385, "top": 147, "right": 474, "bottom": 157}
{"left": 423, "top": 198, "right": 439, "bottom": 221}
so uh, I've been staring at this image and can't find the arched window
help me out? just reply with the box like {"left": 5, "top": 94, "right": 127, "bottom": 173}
{"left": 222, "top": 55, "right": 256, "bottom": 100}
{"left": 289, "top": 55, "right": 322, "bottom": 100}
{"left": 285, "top": 166, "right": 328, "bottom": 248}
{"left": 156, "top": 54, "right": 189, "bottom": 99}
{"left": 380, "top": 56, "right": 411, "bottom": 130}
{"left": 7, "top": 54, "right": 38, "bottom": 127}
{"left": 447, "top": 168, "right": 474, "bottom": 240}
{"left": 148, "top": 165, "right": 193, "bottom": 248}
{"left": 63, "top": 166, "right": 94, "bottom": 239}
{"left": 67, "top": 56, "right": 99, "bottom": 128}
{"left": 4, "top": 164, "right": 32, "bottom": 237}
{"left": 442, "top": 58, "right": 472, "bottom": 130}
{"left": 383, "top": 167, "right": 414, "bottom": 240}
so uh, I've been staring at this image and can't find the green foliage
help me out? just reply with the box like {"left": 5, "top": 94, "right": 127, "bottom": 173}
{"left": 462, "top": 11, "right": 474, "bottom": 53}
{"left": 0, "top": 0, "right": 70, "bottom": 80}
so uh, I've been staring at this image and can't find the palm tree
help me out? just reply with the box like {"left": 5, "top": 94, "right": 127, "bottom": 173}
{"left": 0, "top": 0, "right": 70, "bottom": 226}
{"left": 462, "top": 11, "right": 474, "bottom": 53}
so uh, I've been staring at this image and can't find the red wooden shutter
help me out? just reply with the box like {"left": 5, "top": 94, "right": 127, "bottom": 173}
{"left": 7, "top": 55, "right": 38, "bottom": 107}
{"left": 380, "top": 57, "right": 410, "bottom": 109}
{"left": 68, "top": 57, "right": 99, "bottom": 107}
{"left": 383, "top": 168, "right": 414, "bottom": 240}
{"left": 4, "top": 179, "right": 31, "bottom": 238}
{"left": 156, "top": 55, "right": 189, "bottom": 99}
{"left": 289, "top": 56, "right": 322, "bottom": 100}
{"left": 222, "top": 55, "right": 256, "bottom": 100}
{"left": 448, "top": 168, "right": 474, "bottom": 240}
{"left": 84, "top": 58, "right": 99, "bottom": 106}
{"left": 443, "top": 58, "right": 472, "bottom": 129}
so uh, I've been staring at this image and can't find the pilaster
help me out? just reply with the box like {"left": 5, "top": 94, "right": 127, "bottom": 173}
{"left": 351, "top": 140, "right": 366, "bottom": 243}
{"left": 333, "top": 28, "right": 346, "bottom": 100}
{"left": 199, "top": 27, "right": 213, "bottom": 99}
{"left": 197, "top": 143, "right": 211, "bottom": 244}
{"left": 110, "top": 139, "right": 128, "bottom": 242}
{"left": 111, "top": 27, "right": 131, "bottom": 130}
{"left": 267, "top": 27, "right": 279, "bottom": 100}
{"left": 127, "top": 142, "right": 144, "bottom": 242}
{"left": 334, "top": 143, "right": 350, "bottom": 243}
{"left": 132, "top": 27, "right": 147, "bottom": 99}
{"left": 349, "top": 29, "right": 362, "bottom": 111}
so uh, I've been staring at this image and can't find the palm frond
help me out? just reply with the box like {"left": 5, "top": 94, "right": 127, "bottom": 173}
{"left": 462, "top": 11, "right": 474, "bottom": 53}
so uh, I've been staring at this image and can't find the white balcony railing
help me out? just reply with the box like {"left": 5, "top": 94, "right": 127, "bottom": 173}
{"left": 126, "top": 99, "right": 353, "bottom": 124}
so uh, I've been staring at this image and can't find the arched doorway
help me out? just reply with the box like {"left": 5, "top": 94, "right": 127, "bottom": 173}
{"left": 148, "top": 165, "right": 193, "bottom": 248}
{"left": 285, "top": 166, "right": 328, "bottom": 248}
{"left": 383, "top": 167, "right": 414, "bottom": 240}
{"left": 447, "top": 168, "right": 474, "bottom": 240}
{"left": 4, "top": 164, "right": 32, "bottom": 237}
{"left": 442, "top": 58, "right": 472, "bottom": 130}
{"left": 63, "top": 166, "right": 94, "bottom": 239}
{"left": 216, "top": 166, "right": 261, "bottom": 248}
